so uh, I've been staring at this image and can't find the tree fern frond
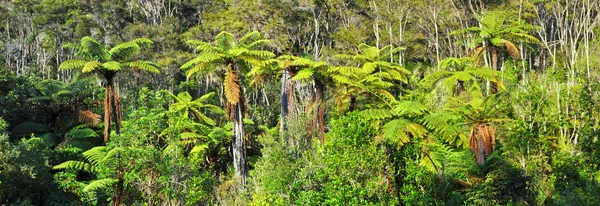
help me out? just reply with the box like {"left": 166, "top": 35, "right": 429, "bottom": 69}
{"left": 246, "top": 39, "right": 270, "bottom": 49}
{"left": 238, "top": 31, "right": 261, "bottom": 45}
{"left": 82, "top": 61, "right": 102, "bottom": 73}
{"left": 224, "top": 66, "right": 241, "bottom": 105}
{"left": 78, "top": 110, "right": 101, "bottom": 127}
{"left": 109, "top": 42, "right": 141, "bottom": 61}
{"left": 383, "top": 119, "right": 412, "bottom": 146}
{"left": 395, "top": 101, "right": 428, "bottom": 116}
{"left": 502, "top": 40, "right": 521, "bottom": 59}
{"left": 82, "top": 146, "right": 107, "bottom": 166}
{"left": 59, "top": 59, "right": 87, "bottom": 70}
{"left": 53, "top": 160, "right": 93, "bottom": 172}
{"left": 102, "top": 61, "right": 123, "bottom": 71}
{"left": 181, "top": 53, "right": 223, "bottom": 70}
{"left": 66, "top": 128, "right": 99, "bottom": 139}
{"left": 83, "top": 178, "right": 118, "bottom": 193}
{"left": 79, "top": 36, "right": 109, "bottom": 60}
{"left": 360, "top": 108, "right": 395, "bottom": 120}
{"left": 12, "top": 121, "right": 47, "bottom": 136}
{"left": 215, "top": 31, "right": 236, "bottom": 51}
{"left": 291, "top": 68, "right": 314, "bottom": 81}
{"left": 123, "top": 61, "right": 160, "bottom": 73}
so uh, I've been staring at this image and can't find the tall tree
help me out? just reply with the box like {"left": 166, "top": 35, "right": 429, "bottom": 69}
{"left": 452, "top": 12, "right": 540, "bottom": 71}
{"left": 59, "top": 37, "right": 160, "bottom": 142}
{"left": 332, "top": 43, "right": 410, "bottom": 111}
{"left": 181, "top": 31, "right": 274, "bottom": 184}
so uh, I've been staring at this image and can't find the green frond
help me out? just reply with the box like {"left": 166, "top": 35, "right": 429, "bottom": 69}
{"left": 243, "top": 50, "right": 275, "bottom": 60}
{"left": 246, "top": 39, "right": 270, "bottom": 49}
{"left": 334, "top": 54, "right": 355, "bottom": 61}
{"left": 383, "top": 119, "right": 411, "bottom": 146}
{"left": 238, "top": 31, "right": 261, "bottom": 45}
{"left": 83, "top": 178, "right": 118, "bottom": 193}
{"left": 79, "top": 36, "right": 109, "bottom": 60}
{"left": 66, "top": 128, "right": 99, "bottom": 139}
{"left": 59, "top": 59, "right": 87, "bottom": 70}
{"left": 360, "top": 108, "right": 395, "bottom": 120}
{"left": 395, "top": 101, "right": 428, "bottom": 116}
{"left": 291, "top": 68, "right": 314, "bottom": 81}
{"left": 181, "top": 53, "right": 224, "bottom": 70}
{"left": 101, "top": 147, "right": 123, "bottom": 163}
{"left": 215, "top": 31, "right": 236, "bottom": 51}
{"left": 506, "top": 33, "right": 541, "bottom": 44}
{"left": 192, "top": 109, "right": 217, "bottom": 126}
{"left": 82, "top": 146, "right": 107, "bottom": 166}
{"left": 53, "top": 160, "right": 93, "bottom": 172}
{"left": 190, "top": 145, "right": 209, "bottom": 156}
{"left": 11, "top": 121, "right": 47, "bottom": 136}
{"left": 123, "top": 61, "right": 160, "bottom": 73}
{"left": 421, "top": 71, "right": 453, "bottom": 89}
{"left": 468, "top": 68, "right": 501, "bottom": 81}
{"left": 109, "top": 42, "right": 141, "bottom": 61}
{"left": 82, "top": 61, "right": 102, "bottom": 73}
{"left": 180, "top": 132, "right": 203, "bottom": 140}
{"left": 363, "top": 62, "right": 377, "bottom": 74}
{"left": 102, "top": 61, "right": 123, "bottom": 71}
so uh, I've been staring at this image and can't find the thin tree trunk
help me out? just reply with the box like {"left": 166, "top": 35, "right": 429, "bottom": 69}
{"left": 112, "top": 171, "right": 124, "bottom": 206}
{"left": 280, "top": 69, "right": 289, "bottom": 136}
{"left": 232, "top": 101, "right": 247, "bottom": 184}
{"left": 103, "top": 78, "right": 114, "bottom": 142}
{"left": 316, "top": 82, "right": 325, "bottom": 144}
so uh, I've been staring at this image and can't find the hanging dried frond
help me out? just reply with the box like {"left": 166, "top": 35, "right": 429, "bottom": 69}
{"left": 78, "top": 110, "right": 101, "bottom": 127}
{"left": 502, "top": 39, "right": 521, "bottom": 59}
{"left": 224, "top": 64, "right": 241, "bottom": 106}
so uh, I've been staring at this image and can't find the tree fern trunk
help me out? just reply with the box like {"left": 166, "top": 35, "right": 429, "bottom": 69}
{"left": 315, "top": 81, "right": 325, "bottom": 144}
{"left": 280, "top": 69, "right": 289, "bottom": 136}
{"left": 103, "top": 78, "right": 113, "bottom": 142}
{"left": 112, "top": 171, "right": 124, "bottom": 206}
{"left": 112, "top": 82, "right": 122, "bottom": 136}
{"left": 232, "top": 101, "right": 247, "bottom": 184}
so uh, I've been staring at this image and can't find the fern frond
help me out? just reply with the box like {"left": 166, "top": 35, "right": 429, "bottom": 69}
{"left": 502, "top": 40, "right": 521, "bottom": 59}
{"left": 291, "top": 68, "right": 314, "bottom": 81}
{"left": 83, "top": 178, "right": 118, "bottom": 193}
{"left": 82, "top": 61, "right": 101, "bottom": 73}
{"left": 79, "top": 36, "right": 109, "bottom": 60}
{"left": 180, "top": 53, "right": 223, "bottom": 70}
{"left": 395, "top": 101, "right": 428, "bottom": 116}
{"left": 78, "top": 110, "right": 101, "bottom": 127}
{"left": 102, "top": 61, "right": 123, "bottom": 71}
{"left": 238, "top": 31, "right": 261, "bottom": 45}
{"left": 82, "top": 146, "right": 107, "bottom": 166}
{"left": 109, "top": 42, "right": 141, "bottom": 61}
{"left": 360, "top": 108, "right": 395, "bottom": 120}
{"left": 215, "top": 31, "right": 236, "bottom": 51}
{"left": 59, "top": 59, "right": 87, "bottom": 70}
{"left": 123, "top": 61, "right": 160, "bottom": 73}
{"left": 53, "top": 160, "right": 93, "bottom": 172}
{"left": 66, "top": 128, "right": 99, "bottom": 139}
{"left": 224, "top": 66, "right": 241, "bottom": 105}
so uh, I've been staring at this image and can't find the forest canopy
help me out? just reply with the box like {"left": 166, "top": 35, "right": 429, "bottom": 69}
{"left": 1, "top": 0, "right": 600, "bottom": 205}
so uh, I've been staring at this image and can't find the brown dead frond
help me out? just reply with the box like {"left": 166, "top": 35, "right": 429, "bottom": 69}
{"left": 78, "top": 110, "right": 101, "bottom": 127}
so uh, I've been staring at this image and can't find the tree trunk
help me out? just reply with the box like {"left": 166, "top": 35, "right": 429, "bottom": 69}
{"left": 232, "top": 101, "right": 247, "bottom": 184}
{"left": 103, "top": 78, "right": 114, "bottom": 142}
{"left": 315, "top": 81, "right": 325, "bottom": 144}
{"left": 280, "top": 69, "right": 290, "bottom": 136}
{"left": 112, "top": 171, "right": 124, "bottom": 206}
{"left": 103, "top": 76, "right": 122, "bottom": 142}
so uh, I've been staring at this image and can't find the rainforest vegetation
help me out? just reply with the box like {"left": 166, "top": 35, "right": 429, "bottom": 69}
{"left": 1, "top": 0, "right": 600, "bottom": 205}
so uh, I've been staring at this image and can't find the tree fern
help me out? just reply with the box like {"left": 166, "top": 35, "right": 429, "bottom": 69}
{"left": 83, "top": 178, "right": 118, "bottom": 193}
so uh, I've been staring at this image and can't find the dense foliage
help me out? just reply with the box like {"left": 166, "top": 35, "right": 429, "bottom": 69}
{"left": 1, "top": 0, "right": 600, "bottom": 205}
